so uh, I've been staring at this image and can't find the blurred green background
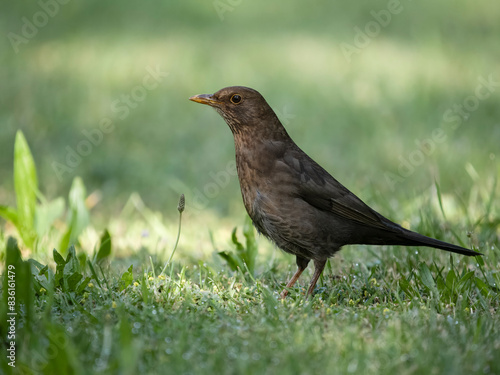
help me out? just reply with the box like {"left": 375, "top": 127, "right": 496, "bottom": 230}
{"left": 1, "top": 0, "right": 499, "bottom": 221}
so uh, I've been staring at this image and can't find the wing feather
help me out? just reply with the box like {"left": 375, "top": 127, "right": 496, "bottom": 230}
{"left": 282, "top": 147, "right": 393, "bottom": 231}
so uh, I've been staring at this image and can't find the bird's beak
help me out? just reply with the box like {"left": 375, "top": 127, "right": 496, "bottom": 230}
{"left": 189, "top": 94, "right": 220, "bottom": 107}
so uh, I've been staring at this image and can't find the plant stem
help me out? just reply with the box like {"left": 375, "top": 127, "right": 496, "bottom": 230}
{"left": 161, "top": 195, "right": 184, "bottom": 275}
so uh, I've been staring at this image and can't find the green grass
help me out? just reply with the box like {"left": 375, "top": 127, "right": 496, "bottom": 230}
{"left": 1, "top": 162, "right": 499, "bottom": 374}
{"left": 1, "top": 1, "right": 500, "bottom": 374}
{"left": 1, "top": 209, "right": 499, "bottom": 374}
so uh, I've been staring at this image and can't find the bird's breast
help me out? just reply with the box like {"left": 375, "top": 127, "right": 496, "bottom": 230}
{"left": 234, "top": 142, "right": 278, "bottom": 214}
{"left": 236, "top": 159, "right": 298, "bottom": 222}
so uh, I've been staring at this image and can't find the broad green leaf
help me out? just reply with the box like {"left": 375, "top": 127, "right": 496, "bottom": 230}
{"left": 68, "top": 177, "right": 90, "bottom": 235}
{"left": 0, "top": 205, "right": 19, "bottom": 227}
{"left": 78, "top": 252, "right": 87, "bottom": 271}
{"left": 31, "top": 273, "right": 50, "bottom": 293}
{"left": 231, "top": 227, "right": 244, "bottom": 251}
{"left": 119, "top": 264, "right": 134, "bottom": 291}
{"left": 5, "top": 238, "right": 23, "bottom": 311}
{"left": 95, "top": 229, "right": 112, "bottom": 264}
{"left": 5, "top": 237, "right": 33, "bottom": 322}
{"left": 34, "top": 197, "right": 65, "bottom": 237}
{"left": 398, "top": 277, "right": 415, "bottom": 298}
{"left": 65, "top": 245, "right": 80, "bottom": 275}
{"left": 76, "top": 276, "right": 91, "bottom": 295}
{"left": 53, "top": 248, "right": 66, "bottom": 266}
{"left": 66, "top": 272, "right": 83, "bottom": 291}
{"left": 436, "top": 276, "right": 447, "bottom": 294}
{"left": 28, "top": 259, "right": 51, "bottom": 292}
{"left": 53, "top": 249, "right": 66, "bottom": 286}
{"left": 60, "top": 177, "right": 90, "bottom": 253}
{"left": 27, "top": 258, "right": 48, "bottom": 277}
{"left": 39, "top": 264, "right": 49, "bottom": 276}
{"left": 458, "top": 271, "right": 475, "bottom": 290}
{"left": 474, "top": 277, "right": 492, "bottom": 297}
{"left": 475, "top": 255, "right": 485, "bottom": 267}
{"left": 445, "top": 269, "right": 457, "bottom": 290}
{"left": 419, "top": 263, "right": 437, "bottom": 294}
{"left": 5, "top": 237, "right": 22, "bottom": 265}
{"left": 217, "top": 251, "right": 243, "bottom": 272}
{"left": 59, "top": 226, "right": 73, "bottom": 257}
{"left": 14, "top": 131, "right": 38, "bottom": 248}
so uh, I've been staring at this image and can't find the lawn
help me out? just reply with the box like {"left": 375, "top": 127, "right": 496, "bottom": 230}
{"left": 1, "top": 1, "right": 499, "bottom": 374}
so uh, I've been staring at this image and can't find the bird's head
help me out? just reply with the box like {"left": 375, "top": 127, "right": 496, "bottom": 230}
{"left": 189, "top": 86, "right": 285, "bottom": 137}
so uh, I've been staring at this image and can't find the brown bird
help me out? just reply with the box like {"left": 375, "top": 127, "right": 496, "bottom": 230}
{"left": 189, "top": 86, "right": 481, "bottom": 298}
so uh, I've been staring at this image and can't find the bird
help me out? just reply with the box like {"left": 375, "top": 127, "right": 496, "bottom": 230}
{"left": 189, "top": 86, "right": 482, "bottom": 298}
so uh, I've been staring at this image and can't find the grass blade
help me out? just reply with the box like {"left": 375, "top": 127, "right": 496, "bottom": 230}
{"left": 14, "top": 131, "right": 38, "bottom": 248}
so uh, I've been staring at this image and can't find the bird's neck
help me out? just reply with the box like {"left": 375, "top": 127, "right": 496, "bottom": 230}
{"left": 231, "top": 117, "right": 295, "bottom": 218}
{"left": 232, "top": 118, "right": 293, "bottom": 178}
{"left": 232, "top": 115, "right": 290, "bottom": 143}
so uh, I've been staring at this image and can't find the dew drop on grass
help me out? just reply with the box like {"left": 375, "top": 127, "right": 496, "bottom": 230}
{"left": 152, "top": 309, "right": 157, "bottom": 315}
{"left": 252, "top": 353, "right": 261, "bottom": 361}
{"left": 226, "top": 348, "right": 238, "bottom": 359}
{"left": 165, "top": 337, "right": 172, "bottom": 343}
{"left": 240, "top": 352, "right": 250, "bottom": 361}
{"left": 165, "top": 348, "right": 173, "bottom": 355}
{"left": 347, "top": 360, "right": 358, "bottom": 373}
{"left": 133, "top": 322, "right": 141, "bottom": 329}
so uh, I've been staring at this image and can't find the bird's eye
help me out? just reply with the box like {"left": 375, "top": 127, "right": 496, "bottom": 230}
{"left": 230, "top": 94, "right": 242, "bottom": 104}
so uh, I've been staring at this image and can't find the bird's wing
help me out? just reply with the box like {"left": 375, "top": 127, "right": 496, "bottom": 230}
{"left": 282, "top": 148, "right": 392, "bottom": 231}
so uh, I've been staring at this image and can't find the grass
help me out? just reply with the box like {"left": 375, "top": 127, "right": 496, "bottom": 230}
{"left": 1, "top": 171, "right": 499, "bottom": 374}
{"left": 1, "top": 212, "right": 499, "bottom": 374}
{"left": 1, "top": 0, "right": 499, "bottom": 374}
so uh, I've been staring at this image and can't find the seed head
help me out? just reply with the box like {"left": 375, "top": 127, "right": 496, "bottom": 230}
{"left": 177, "top": 194, "right": 185, "bottom": 213}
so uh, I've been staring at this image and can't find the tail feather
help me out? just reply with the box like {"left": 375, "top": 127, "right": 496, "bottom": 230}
{"left": 399, "top": 230, "right": 482, "bottom": 256}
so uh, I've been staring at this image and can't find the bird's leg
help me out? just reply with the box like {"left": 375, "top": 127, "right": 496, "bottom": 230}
{"left": 280, "top": 256, "right": 310, "bottom": 299}
{"left": 306, "top": 259, "right": 327, "bottom": 297}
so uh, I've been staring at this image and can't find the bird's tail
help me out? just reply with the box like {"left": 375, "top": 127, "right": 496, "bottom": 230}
{"left": 397, "top": 229, "right": 481, "bottom": 256}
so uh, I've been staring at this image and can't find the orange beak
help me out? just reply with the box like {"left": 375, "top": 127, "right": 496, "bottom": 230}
{"left": 189, "top": 94, "right": 220, "bottom": 107}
